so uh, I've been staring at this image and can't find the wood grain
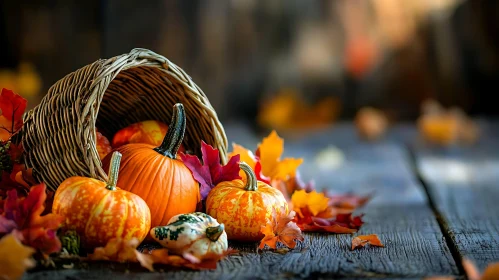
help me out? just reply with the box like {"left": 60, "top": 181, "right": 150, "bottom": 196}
{"left": 413, "top": 128, "right": 499, "bottom": 272}
{"left": 25, "top": 124, "right": 458, "bottom": 279}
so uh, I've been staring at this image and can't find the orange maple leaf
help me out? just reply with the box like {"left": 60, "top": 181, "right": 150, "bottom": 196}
{"left": 0, "top": 233, "right": 36, "bottom": 280}
{"left": 259, "top": 207, "right": 304, "bottom": 250}
{"left": 256, "top": 131, "right": 303, "bottom": 181}
{"left": 228, "top": 143, "right": 256, "bottom": 170}
{"left": 351, "top": 234, "right": 384, "bottom": 250}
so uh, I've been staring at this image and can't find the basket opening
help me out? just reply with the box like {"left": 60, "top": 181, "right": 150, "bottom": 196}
{"left": 95, "top": 66, "right": 216, "bottom": 158}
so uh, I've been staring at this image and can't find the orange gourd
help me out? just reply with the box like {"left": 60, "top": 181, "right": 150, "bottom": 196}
{"left": 52, "top": 152, "right": 151, "bottom": 248}
{"left": 206, "top": 162, "right": 288, "bottom": 241}
{"left": 102, "top": 103, "right": 200, "bottom": 229}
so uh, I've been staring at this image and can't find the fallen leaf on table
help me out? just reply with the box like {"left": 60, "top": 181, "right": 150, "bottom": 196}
{"left": 88, "top": 237, "right": 142, "bottom": 262}
{"left": 181, "top": 141, "right": 241, "bottom": 200}
{"left": 463, "top": 258, "right": 499, "bottom": 280}
{"left": 0, "top": 183, "right": 63, "bottom": 255}
{"left": 0, "top": 233, "right": 36, "bottom": 280}
{"left": 259, "top": 207, "right": 304, "bottom": 250}
{"left": 256, "top": 131, "right": 303, "bottom": 181}
{"left": 482, "top": 263, "right": 499, "bottom": 280}
{"left": 271, "top": 170, "right": 315, "bottom": 202}
{"left": 292, "top": 189, "right": 329, "bottom": 217}
{"left": 324, "top": 191, "right": 370, "bottom": 212}
{"left": 417, "top": 99, "right": 479, "bottom": 145}
{"left": 88, "top": 237, "right": 237, "bottom": 272}
{"left": 351, "top": 234, "right": 384, "bottom": 250}
{"left": 354, "top": 107, "right": 388, "bottom": 141}
{"left": 291, "top": 190, "right": 364, "bottom": 233}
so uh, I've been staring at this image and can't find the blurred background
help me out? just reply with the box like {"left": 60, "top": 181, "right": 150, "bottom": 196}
{"left": 1, "top": 0, "right": 498, "bottom": 130}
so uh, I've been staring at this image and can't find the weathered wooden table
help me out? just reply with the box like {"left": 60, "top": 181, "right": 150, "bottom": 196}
{"left": 26, "top": 121, "right": 499, "bottom": 280}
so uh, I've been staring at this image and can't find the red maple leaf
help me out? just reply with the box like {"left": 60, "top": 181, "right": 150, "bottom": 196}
{"left": 180, "top": 141, "right": 241, "bottom": 200}
{"left": 0, "top": 89, "right": 27, "bottom": 133}
{"left": 0, "top": 183, "right": 63, "bottom": 255}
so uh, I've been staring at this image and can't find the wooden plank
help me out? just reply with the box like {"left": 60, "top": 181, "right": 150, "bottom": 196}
{"left": 413, "top": 122, "right": 499, "bottom": 271}
{"left": 25, "top": 123, "right": 458, "bottom": 279}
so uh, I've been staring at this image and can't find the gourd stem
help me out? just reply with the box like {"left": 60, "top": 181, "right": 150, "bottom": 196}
{"left": 240, "top": 162, "right": 258, "bottom": 191}
{"left": 206, "top": 224, "right": 225, "bottom": 242}
{"left": 106, "top": 151, "right": 122, "bottom": 191}
{"left": 153, "top": 103, "right": 186, "bottom": 159}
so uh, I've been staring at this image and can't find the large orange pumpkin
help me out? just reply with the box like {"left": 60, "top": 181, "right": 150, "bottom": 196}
{"left": 52, "top": 152, "right": 151, "bottom": 248}
{"left": 102, "top": 103, "right": 200, "bottom": 229}
{"left": 206, "top": 162, "right": 288, "bottom": 241}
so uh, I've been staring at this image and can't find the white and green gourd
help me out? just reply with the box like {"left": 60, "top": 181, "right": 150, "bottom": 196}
{"left": 150, "top": 212, "right": 228, "bottom": 258}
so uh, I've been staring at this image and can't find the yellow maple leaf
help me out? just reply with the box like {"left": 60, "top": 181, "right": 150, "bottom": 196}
{"left": 0, "top": 233, "right": 36, "bottom": 280}
{"left": 257, "top": 131, "right": 303, "bottom": 180}
{"left": 291, "top": 190, "right": 329, "bottom": 217}
{"left": 228, "top": 143, "right": 256, "bottom": 169}
{"left": 227, "top": 143, "right": 256, "bottom": 180}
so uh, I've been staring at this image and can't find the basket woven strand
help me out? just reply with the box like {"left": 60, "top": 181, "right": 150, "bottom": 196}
{"left": 21, "top": 48, "right": 228, "bottom": 191}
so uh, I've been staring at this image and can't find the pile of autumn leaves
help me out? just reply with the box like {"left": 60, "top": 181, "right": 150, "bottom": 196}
{"left": 181, "top": 132, "right": 377, "bottom": 251}
{"left": 0, "top": 88, "right": 379, "bottom": 278}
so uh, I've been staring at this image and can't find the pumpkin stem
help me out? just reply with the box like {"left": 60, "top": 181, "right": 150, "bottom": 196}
{"left": 154, "top": 103, "right": 186, "bottom": 159}
{"left": 106, "top": 151, "right": 122, "bottom": 191}
{"left": 206, "top": 224, "right": 225, "bottom": 242}
{"left": 240, "top": 162, "right": 258, "bottom": 191}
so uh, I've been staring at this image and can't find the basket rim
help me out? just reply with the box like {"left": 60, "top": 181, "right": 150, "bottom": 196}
{"left": 21, "top": 48, "right": 228, "bottom": 190}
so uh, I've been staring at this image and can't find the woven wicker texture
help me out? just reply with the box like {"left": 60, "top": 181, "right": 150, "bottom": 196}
{"left": 21, "top": 48, "right": 228, "bottom": 191}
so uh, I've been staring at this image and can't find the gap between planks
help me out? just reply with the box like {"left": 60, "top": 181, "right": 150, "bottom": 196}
{"left": 406, "top": 144, "right": 465, "bottom": 277}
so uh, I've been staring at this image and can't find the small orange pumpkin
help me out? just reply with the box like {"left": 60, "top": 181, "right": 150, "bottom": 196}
{"left": 52, "top": 152, "right": 151, "bottom": 248}
{"left": 206, "top": 162, "right": 288, "bottom": 241}
{"left": 102, "top": 103, "right": 200, "bottom": 229}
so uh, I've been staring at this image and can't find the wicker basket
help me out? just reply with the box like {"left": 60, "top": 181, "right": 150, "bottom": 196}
{"left": 20, "top": 48, "right": 228, "bottom": 191}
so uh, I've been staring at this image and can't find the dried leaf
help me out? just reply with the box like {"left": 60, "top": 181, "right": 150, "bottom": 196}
{"left": 87, "top": 238, "right": 140, "bottom": 262}
{"left": 291, "top": 190, "right": 364, "bottom": 233}
{"left": 482, "top": 262, "right": 499, "bottom": 280}
{"left": 324, "top": 191, "right": 370, "bottom": 211}
{"left": 181, "top": 141, "right": 241, "bottom": 200}
{"left": 259, "top": 207, "right": 304, "bottom": 250}
{"left": 88, "top": 237, "right": 236, "bottom": 271}
{"left": 354, "top": 107, "right": 388, "bottom": 141}
{"left": 463, "top": 258, "right": 482, "bottom": 280}
{"left": 463, "top": 258, "right": 499, "bottom": 280}
{"left": 0, "top": 233, "right": 36, "bottom": 280}
{"left": 291, "top": 190, "right": 329, "bottom": 216}
{"left": 0, "top": 183, "right": 63, "bottom": 255}
{"left": 351, "top": 234, "right": 384, "bottom": 250}
{"left": 256, "top": 131, "right": 303, "bottom": 181}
